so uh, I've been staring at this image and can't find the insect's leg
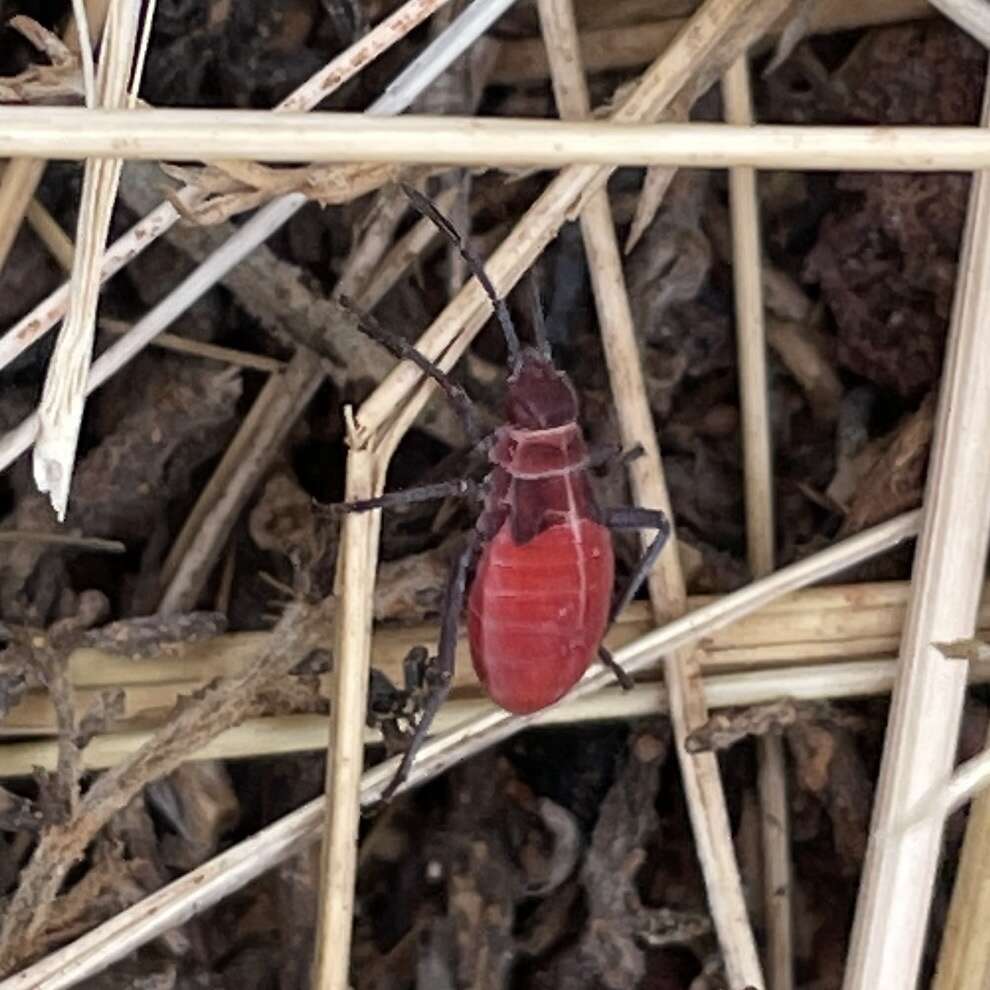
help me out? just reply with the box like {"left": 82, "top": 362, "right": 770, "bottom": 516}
{"left": 597, "top": 644, "right": 635, "bottom": 691}
{"left": 400, "top": 183, "right": 522, "bottom": 367}
{"left": 379, "top": 532, "right": 479, "bottom": 802}
{"left": 322, "top": 478, "right": 484, "bottom": 516}
{"left": 595, "top": 506, "right": 672, "bottom": 689}
{"left": 336, "top": 295, "right": 484, "bottom": 444}
{"left": 587, "top": 441, "right": 646, "bottom": 473}
{"left": 602, "top": 506, "right": 672, "bottom": 622}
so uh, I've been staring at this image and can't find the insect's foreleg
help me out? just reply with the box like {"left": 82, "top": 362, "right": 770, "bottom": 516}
{"left": 322, "top": 478, "right": 484, "bottom": 516}
{"left": 587, "top": 441, "right": 646, "bottom": 473}
{"left": 597, "top": 506, "right": 672, "bottom": 690}
{"left": 379, "top": 532, "right": 479, "bottom": 802}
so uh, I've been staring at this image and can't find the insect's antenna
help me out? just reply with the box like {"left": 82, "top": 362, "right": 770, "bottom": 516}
{"left": 338, "top": 295, "right": 483, "bottom": 443}
{"left": 524, "top": 270, "right": 552, "bottom": 360}
{"left": 400, "top": 183, "right": 522, "bottom": 367}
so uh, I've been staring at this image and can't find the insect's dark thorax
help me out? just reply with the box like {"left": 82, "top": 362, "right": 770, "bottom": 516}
{"left": 476, "top": 422, "right": 603, "bottom": 546}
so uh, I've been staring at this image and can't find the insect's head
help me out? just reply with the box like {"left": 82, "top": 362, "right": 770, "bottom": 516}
{"left": 401, "top": 184, "right": 573, "bottom": 429}
{"left": 505, "top": 348, "right": 578, "bottom": 430}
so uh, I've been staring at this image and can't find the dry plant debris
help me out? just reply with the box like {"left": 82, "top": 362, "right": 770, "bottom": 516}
{"left": 0, "top": 2, "right": 987, "bottom": 987}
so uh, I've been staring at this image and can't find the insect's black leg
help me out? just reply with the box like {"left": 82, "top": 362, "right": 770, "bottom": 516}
{"left": 379, "top": 532, "right": 479, "bottom": 802}
{"left": 597, "top": 644, "right": 635, "bottom": 691}
{"left": 321, "top": 478, "right": 484, "bottom": 516}
{"left": 587, "top": 441, "right": 646, "bottom": 473}
{"left": 602, "top": 506, "right": 672, "bottom": 621}
{"left": 596, "top": 506, "right": 672, "bottom": 689}
{"left": 400, "top": 183, "right": 522, "bottom": 367}
{"left": 524, "top": 270, "right": 552, "bottom": 360}
{"left": 337, "top": 295, "right": 484, "bottom": 444}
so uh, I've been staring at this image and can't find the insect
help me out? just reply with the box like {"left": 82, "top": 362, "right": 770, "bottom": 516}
{"left": 331, "top": 186, "right": 671, "bottom": 799}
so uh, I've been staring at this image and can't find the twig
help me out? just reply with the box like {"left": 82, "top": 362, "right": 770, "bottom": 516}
{"left": 10, "top": 112, "right": 990, "bottom": 170}
{"left": 100, "top": 319, "right": 285, "bottom": 373}
{"left": 0, "top": 531, "right": 123, "bottom": 552}
{"left": 723, "top": 55, "right": 793, "bottom": 990}
{"left": 0, "top": 510, "right": 922, "bottom": 990}
{"left": 489, "top": 0, "right": 932, "bottom": 83}
{"left": 22, "top": 198, "right": 75, "bottom": 271}
{"left": 842, "top": 68, "right": 990, "bottom": 990}
{"left": 312, "top": 432, "right": 381, "bottom": 990}
{"left": 33, "top": 0, "right": 146, "bottom": 520}
{"left": 537, "top": 0, "right": 760, "bottom": 981}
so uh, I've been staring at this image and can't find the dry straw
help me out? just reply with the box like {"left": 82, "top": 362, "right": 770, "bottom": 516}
{"left": 722, "top": 54, "right": 793, "bottom": 990}
{"left": 32, "top": 0, "right": 147, "bottom": 520}
{"left": 10, "top": 110, "right": 990, "bottom": 169}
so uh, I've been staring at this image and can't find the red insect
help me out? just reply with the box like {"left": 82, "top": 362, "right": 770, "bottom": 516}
{"left": 333, "top": 186, "right": 670, "bottom": 798}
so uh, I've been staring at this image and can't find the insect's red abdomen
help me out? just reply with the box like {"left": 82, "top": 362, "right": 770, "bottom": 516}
{"left": 467, "top": 518, "right": 614, "bottom": 714}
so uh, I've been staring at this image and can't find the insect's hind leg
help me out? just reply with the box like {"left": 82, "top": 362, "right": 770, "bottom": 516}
{"left": 378, "top": 532, "right": 479, "bottom": 802}
{"left": 596, "top": 506, "right": 673, "bottom": 690}
{"left": 322, "top": 478, "right": 484, "bottom": 517}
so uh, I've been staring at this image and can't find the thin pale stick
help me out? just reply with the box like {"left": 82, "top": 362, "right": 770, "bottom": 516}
{"left": 0, "top": 531, "right": 123, "bottom": 552}
{"left": 0, "top": 0, "right": 456, "bottom": 378}
{"left": 537, "top": 0, "right": 760, "bottom": 981}
{"left": 723, "top": 54, "right": 793, "bottom": 990}
{"left": 23, "top": 198, "right": 75, "bottom": 271}
{"left": 100, "top": 321, "right": 284, "bottom": 373}
{"left": 10, "top": 111, "right": 990, "bottom": 169}
{"left": 843, "top": 68, "right": 990, "bottom": 990}
{"left": 0, "top": 510, "right": 922, "bottom": 990}
{"left": 32, "top": 0, "right": 145, "bottom": 519}
{"left": 310, "top": 5, "right": 528, "bottom": 986}
{"left": 312, "top": 433, "right": 382, "bottom": 990}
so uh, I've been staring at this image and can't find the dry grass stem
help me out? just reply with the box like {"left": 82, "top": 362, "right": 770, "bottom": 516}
{"left": 0, "top": 531, "right": 123, "bottom": 552}
{"left": 842, "top": 69, "right": 990, "bottom": 990}
{"left": 537, "top": 0, "right": 761, "bottom": 981}
{"left": 490, "top": 0, "right": 932, "bottom": 83}
{"left": 32, "top": 0, "right": 146, "bottom": 520}
{"left": 312, "top": 440, "right": 381, "bottom": 990}
{"left": 99, "top": 319, "right": 284, "bottom": 373}
{"left": 12, "top": 111, "right": 990, "bottom": 170}
{"left": 23, "top": 198, "right": 76, "bottom": 271}
{"left": 723, "top": 54, "right": 793, "bottom": 990}
{"left": 0, "top": 511, "right": 921, "bottom": 990}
